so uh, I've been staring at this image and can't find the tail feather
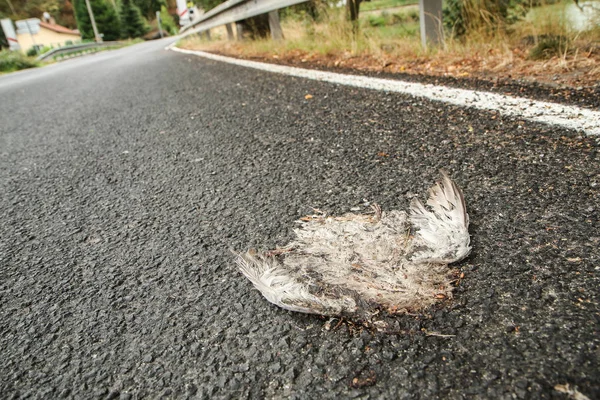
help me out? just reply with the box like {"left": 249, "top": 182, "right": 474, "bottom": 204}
{"left": 409, "top": 171, "right": 471, "bottom": 263}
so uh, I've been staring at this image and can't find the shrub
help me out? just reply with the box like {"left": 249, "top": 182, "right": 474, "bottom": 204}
{"left": 0, "top": 50, "right": 39, "bottom": 72}
{"left": 368, "top": 15, "right": 387, "bottom": 27}
{"left": 40, "top": 45, "right": 54, "bottom": 54}
{"left": 443, "top": 0, "right": 529, "bottom": 37}
{"left": 391, "top": 13, "right": 408, "bottom": 24}
{"left": 407, "top": 9, "right": 419, "bottom": 22}
{"left": 26, "top": 47, "right": 38, "bottom": 57}
{"left": 159, "top": 6, "right": 178, "bottom": 35}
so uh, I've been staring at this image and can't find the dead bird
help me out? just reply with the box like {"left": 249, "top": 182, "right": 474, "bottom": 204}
{"left": 236, "top": 171, "right": 470, "bottom": 318}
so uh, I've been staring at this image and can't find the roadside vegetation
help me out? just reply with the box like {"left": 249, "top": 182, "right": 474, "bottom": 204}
{"left": 0, "top": 39, "right": 142, "bottom": 74}
{"left": 0, "top": 50, "right": 39, "bottom": 73}
{"left": 360, "top": 0, "right": 416, "bottom": 12}
{"left": 0, "top": 1, "right": 179, "bottom": 46}
{"left": 0, "top": 0, "right": 179, "bottom": 73}
{"left": 180, "top": 0, "right": 600, "bottom": 88}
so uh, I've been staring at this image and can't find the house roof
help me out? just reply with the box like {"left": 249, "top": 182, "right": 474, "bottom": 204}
{"left": 39, "top": 21, "right": 80, "bottom": 36}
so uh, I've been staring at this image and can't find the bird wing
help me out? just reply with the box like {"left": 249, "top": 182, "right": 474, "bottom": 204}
{"left": 236, "top": 252, "right": 357, "bottom": 316}
{"left": 237, "top": 211, "right": 418, "bottom": 316}
{"left": 409, "top": 171, "right": 471, "bottom": 264}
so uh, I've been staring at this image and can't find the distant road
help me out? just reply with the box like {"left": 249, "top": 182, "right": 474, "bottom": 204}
{"left": 1, "top": 38, "right": 598, "bottom": 399}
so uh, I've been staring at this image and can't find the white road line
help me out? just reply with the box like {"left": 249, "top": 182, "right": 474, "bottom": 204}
{"left": 169, "top": 46, "right": 600, "bottom": 136}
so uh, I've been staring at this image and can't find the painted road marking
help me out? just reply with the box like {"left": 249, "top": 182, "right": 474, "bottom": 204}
{"left": 169, "top": 45, "right": 600, "bottom": 136}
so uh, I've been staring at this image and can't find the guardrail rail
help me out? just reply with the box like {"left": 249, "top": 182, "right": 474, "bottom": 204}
{"left": 37, "top": 41, "right": 122, "bottom": 61}
{"left": 180, "top": 0, "right": 444, "bottom": 47}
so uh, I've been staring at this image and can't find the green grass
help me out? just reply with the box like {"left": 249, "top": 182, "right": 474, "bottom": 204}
{"left": 361, "top": 0, "right": 418, "bottom": 12}
{"left": 367, "top": 21, "right": 419, "bottom": 38}
{"left": 364, "top": 8, "right": 419, "bottom": 30}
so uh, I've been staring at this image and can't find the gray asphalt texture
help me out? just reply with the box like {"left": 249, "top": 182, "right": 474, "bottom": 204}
{"left": 1, "top": 39, "right": 599, "bottom": 399}
{"left": 252, "top": 56, "right": 600, "bottom": 109}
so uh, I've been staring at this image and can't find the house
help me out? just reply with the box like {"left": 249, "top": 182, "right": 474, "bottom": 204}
{"left": 15, "top": 18, "right": 81, "bottom": 53}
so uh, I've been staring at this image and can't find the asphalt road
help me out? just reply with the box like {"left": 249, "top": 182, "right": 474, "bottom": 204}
{"left": 1, "top": 39, "right": 598, "bottom": 399}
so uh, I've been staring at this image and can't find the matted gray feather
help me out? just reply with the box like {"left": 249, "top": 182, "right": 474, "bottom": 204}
{"left": 236, "top": 172, "right": 471, "bottom": 318}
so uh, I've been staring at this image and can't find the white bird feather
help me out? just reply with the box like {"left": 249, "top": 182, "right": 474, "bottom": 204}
{"left": 236, "top": 171, "right": 471, "bottom": 318}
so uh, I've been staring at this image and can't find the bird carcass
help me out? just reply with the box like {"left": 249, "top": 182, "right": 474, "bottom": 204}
{"left": 236, "top": 172, "right": 471, "bottom": 319}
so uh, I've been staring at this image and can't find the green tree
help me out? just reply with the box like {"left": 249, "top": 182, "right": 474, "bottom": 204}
{"left": 346, "top": 0, "right": 362, "bottom": 34}
{"left": 120, "top": 0, "right": 147, "bottom": 38}
{"left": 0, "top": 1, "right": 78, "bottom": 29}
{"left": 132, "top": 0, "right": 165, "bottom": 20}
{"left": 74, "top": 0, "right": 121, "bottom": 41}
{"left": 57, "top": 0, "right": 78, "bottom": 29}
{"left": 158, "top": 5, "right": 177, "bottom": 35}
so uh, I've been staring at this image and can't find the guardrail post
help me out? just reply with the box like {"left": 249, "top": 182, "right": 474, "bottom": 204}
{"left": 205, "top": 29, "right": 211, "bottom": 40}
{"left": 226, "top": 23, "right": 234, "bottom": 40}
{"left": 268, "top": 10, "right": 283, "bottom": 40}
{"left": 236, "top": 22, "right": 245, "bottom": 40}
{"left": 419, "top": 0, "right": 443, "bottom": 48}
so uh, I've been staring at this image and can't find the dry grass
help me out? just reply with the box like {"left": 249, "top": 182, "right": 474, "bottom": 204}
{"left": 180, "top": 1, "right": 600, "bottom": 88}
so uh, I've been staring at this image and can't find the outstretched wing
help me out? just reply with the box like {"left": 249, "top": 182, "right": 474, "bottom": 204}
{"left": 236, "top": 252, "right": 357, "bottom": 316}
{"left": 409, "top": 171, "right": 471, "bottom": 264}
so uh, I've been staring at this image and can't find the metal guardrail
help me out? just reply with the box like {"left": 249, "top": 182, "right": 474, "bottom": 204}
{"left": 179, "top": 0, "right": 309, "bottom": 34}
{"left": 179, "top": 0, "right": 444, "bottom": 46}
{"left": 37, "top": 41, "right": 121, "bottom": 61}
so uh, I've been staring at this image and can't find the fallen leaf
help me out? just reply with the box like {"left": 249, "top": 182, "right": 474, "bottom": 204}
{"left": 350, "top": 371, "right": 377, "bottom": 388}
{"left": 554, "top": 383, "right": 591, "bottom": 400}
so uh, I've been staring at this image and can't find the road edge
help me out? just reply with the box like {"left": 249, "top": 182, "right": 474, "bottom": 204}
{"left": 168, "top": 44, "right": 600, "bottom": 136}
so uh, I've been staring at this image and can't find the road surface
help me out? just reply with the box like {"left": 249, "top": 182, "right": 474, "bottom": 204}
{"left": 1, "top": 39, "right": 598, "bottom": 399}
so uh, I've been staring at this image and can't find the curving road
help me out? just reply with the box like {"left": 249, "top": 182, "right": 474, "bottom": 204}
{"left": 1, "top": 39, "right": 598, "bottom": 399}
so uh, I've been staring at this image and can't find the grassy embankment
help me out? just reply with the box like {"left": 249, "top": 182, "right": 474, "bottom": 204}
{"left": 180, "top": 0, "right": 600, "bottom": 87}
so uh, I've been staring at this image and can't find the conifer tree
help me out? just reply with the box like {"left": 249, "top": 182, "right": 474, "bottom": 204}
{"left": 73, "top": 0, "right": 121, "bottom": 41}
{"left": 132, "top": 0, "right": 164, "bottom": 20}
{"left": 120, "top": 0, "right": 147, "bottom": 38}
